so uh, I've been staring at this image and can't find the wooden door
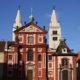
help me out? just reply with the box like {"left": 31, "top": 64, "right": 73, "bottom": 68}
{"left": 27, "top": 70, "right": 33, "bottom": 80}
{"left": 62, "top": 70, "right": 68, "bottom": 80}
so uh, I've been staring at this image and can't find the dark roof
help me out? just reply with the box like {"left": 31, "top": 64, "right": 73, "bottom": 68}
{"left": 0, "top": 41, "right": 5, "bottom": 52}
{"left": 52, "top": 53, "right": 77, "bottom": 56}
{"left": 77, "top": 53, "right": 80, "bottom": 61}
{"left": 0, "top": 41, "right": 14, "bottom": 52}
{"left": 14, "top": 21, "right": 47, "bottom": 33}
{"left": 56, "top": 39, "right": 71, "bottom": 54}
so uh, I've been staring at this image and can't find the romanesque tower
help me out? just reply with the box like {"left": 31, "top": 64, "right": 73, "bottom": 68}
{"left": 12, "top": 6, "right": 22, "bottom": 41}
{"left": 49, "top": 8, "right": 62, "bottom": 51}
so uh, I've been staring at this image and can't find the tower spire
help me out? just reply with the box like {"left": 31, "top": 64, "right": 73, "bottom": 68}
{"left": 12, "top": 6, "right": 22, "bottom": 41}
{"left": 48, "top": 7, "right": 62, "bottom": 51}
{"left": 49, "top": 7, "right": 60, "bottom": 27}
{"left": 14, "top": 6, "right": 22, "bottom": 27}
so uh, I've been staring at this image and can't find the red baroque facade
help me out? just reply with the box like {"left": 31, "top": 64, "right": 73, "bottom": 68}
{"left": 5, "top": 22, "right": 48, "bottom": 80}
{"left": 3, "top": 21, "right": 78, "bottom": 80}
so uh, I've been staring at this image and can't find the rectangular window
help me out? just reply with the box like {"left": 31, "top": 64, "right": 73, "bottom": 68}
{"left": 38, "top": 36, "right": 43, "bottom": 43}
{"left": 53, "top": 31, "right": 57, "bottom": 35}
{"left": 8, "top": 55, "right": 12, "bottom": 60}
{"left": 53, "top": 37, "right": 57, "bottom": 41}
{"left": 38, "top": 54, "right": 42, "bottom": 61}
{"left": 19, "top": 37, "right": 22, "bottom": 42}
{"left": 39, "top": 37, "right": 42, "bottom": 42}
{"left": 27, "top": 50, "right": 33, "bottom": 61}
{"left": 48, "top": 63, "right": 52, "bottom": 68}
{"left": 62, "top": 59, "right": 68, "bottom": 67}
{"left": 28, "top": 36, "right": 34, "bottom": 44}
{"left": 48, "top": 55, "right": 52, "bottom": 60}
{"left": 38, "top": 70, "right": 42, "bottom": 77}
{"left": 18, "top": 34, "right": 23, "bottom": 42}
{"left": 38, "top": 62, "right": 42, "bottom": 68}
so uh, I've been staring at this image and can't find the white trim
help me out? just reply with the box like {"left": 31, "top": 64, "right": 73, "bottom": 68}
{"left": 38, "top": 62, "right": 42, "bottom": 69}
{"left": 38, "top": 35, "right": 43, "bottom": 43}
{"left": 48, "top": 62, "right": 53, "bottom": 69}
{"left": 48, "top": 70, "right": 54, "bottom": 77}
{"left": 27, "top": 34, "right": 35, "bottom": 45}
{"left": 62, "top": 48, "right": 67, "bottom": 53}
{"left": 38, "top": 70, "right": 42, "bottom": 77}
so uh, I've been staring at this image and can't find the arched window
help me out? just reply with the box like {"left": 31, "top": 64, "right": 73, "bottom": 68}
{"left": 62, "top": 58, "right": 68, "bottom": 66}
{"left": 27, "top": 49, "right": 33, "bottom": 61}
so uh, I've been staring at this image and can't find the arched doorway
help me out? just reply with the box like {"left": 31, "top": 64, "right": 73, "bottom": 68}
{"left": 62, "top": 70, "right": 68, "bottom": 80}
{"left": 27, "top": 70, "right": 33, "bottom": 80}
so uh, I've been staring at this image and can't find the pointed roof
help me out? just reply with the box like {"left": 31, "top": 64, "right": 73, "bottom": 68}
{"left": 0, "top": 41, "right": 5, "bottom": 52}
{"left": 49, "top": 7, "right": 60, "bottom": 27}
{"left": 0, "top": 41, "right": 14, "bottom": 52}
{"left": 14, "top": 6, "right": 22, "bottom": 28}
{"left": 56, "top": 39, "right": 71, "bottom": 54}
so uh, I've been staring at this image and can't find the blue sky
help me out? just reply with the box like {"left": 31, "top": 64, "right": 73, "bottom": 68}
{"left": 0, "top": 0, "right": 80, "bottom": 52}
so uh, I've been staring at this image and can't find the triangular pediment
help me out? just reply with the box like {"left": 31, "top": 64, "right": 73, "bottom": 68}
{"left": 20, "top": 25, "right": 43, "bottom": 32}
{"left": 14, "top": 22, "right": 47, "bottom": 33}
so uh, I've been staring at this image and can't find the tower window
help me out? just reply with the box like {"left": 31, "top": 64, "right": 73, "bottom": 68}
{"left": 53, "top": 37, "right": 57, "bottom": 41}
{"left": 53, "top": 31, "right": 57, "bottom": 35}
{"left": 27, "top": 49, "right": 33, "bottom": 61}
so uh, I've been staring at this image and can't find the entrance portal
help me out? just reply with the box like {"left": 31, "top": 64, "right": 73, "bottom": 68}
{"left": 62, "top": 70, "right": 68, "bottom": 80}
{"left": 27, "top": 70, "right": 33, "bottom": 80}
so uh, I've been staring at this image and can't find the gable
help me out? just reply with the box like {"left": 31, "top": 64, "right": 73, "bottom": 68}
{"left": 56, "top": 39, "right": 71, "bottom": 54}
{"left": 20, "top": 25, "right": 43, "bottom": 32}
{"left": 14, "top": 22, "right": 47, "bottom": 33}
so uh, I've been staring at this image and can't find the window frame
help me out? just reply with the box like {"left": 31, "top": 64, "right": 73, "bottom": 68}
{"left": 28, "top": 36, "right": 34, "bottom": 44}
{"left": 61, "top": 58, "right": 68, "bottom": 67}
{"left": 53, "top": 37, "right": 58, "bottom": 41}
{"left": 27, "top": 49, "right": 33, "bottom": 61}
{"left": 52, "top": 31, "right": 57, "bottom": 35}
{"left": 38, "top": 54, "right": 42, "bottom": 61}
{"left": 48, "top": 55, "right": 52, "bottom": 61}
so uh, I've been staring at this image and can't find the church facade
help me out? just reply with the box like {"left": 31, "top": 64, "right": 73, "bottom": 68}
{"left": 0, "top": 7, "right": 80, "bottom": 80}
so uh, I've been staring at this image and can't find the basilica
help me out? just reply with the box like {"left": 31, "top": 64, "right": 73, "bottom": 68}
{"left": 0, "top": 6, "right": 80, "bottom": 80}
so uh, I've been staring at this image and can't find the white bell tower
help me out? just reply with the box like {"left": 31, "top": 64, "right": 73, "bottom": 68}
{"left": 12, "top": 6, "right": 22, "bottom": 41}
{"left": 48, "top": 8, "right": 62, "bottom": 50}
